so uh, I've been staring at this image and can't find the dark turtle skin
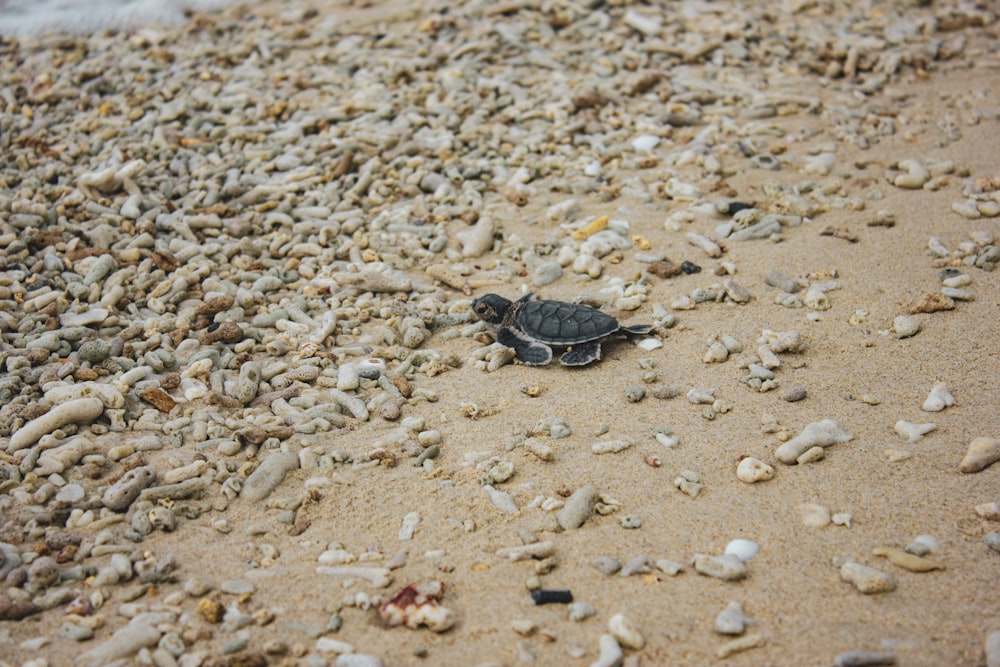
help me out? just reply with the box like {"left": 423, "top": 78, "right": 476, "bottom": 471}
{"left": 472, "top": 293, "right": 653, "bottom": 366}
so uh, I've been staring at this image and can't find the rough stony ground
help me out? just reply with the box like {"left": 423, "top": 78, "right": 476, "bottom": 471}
{"left": 0, "top": 1, "right": 999, "bottom": 666}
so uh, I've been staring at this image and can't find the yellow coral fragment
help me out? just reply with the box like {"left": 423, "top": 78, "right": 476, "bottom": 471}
{"left": 631, "top": 235, "right": 651, "bottom": 250}
{"left": 872, "top": 546, "right": 944, "bottom": 572}
{"left": 571, "top": 215, "right": 609, "bottom": 241}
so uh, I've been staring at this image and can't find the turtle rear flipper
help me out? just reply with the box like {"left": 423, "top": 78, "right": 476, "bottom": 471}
{"left": 620, "top": 324, "right": 653, "bottom": 337}
{"left": 498, "top": 327, "right": 553, "bottom": 365}
{"left": 559, "top": 340, "right": 602, "bottom": 366}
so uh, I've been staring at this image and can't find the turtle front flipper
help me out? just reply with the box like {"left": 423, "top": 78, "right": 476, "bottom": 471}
{"left": 498, "top": 327, "right": 553, "bottom": 366}
{"left": 559, "top": 340, "right": 602, "bottom": 366}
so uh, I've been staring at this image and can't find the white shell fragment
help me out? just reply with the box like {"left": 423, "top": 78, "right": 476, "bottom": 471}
{"left": 894, "top": 420, "right": 937, "bottom": 443}
{"left": 590, "top": 634, "right": 624, "bottom": 667}
{"left": 724, "top": 539, "right": 760, "bottom": 561}
{"left": 636, "top": 337, "right": 663, "bottom": 351}
{"left": 921, "top": 381, "right": 955, "bottom": 412}
{"left": 608, "top": 613, "right": 645, "bottom": 650}
{"left": 775, "top": 420, "right": 854, "bottom": 464}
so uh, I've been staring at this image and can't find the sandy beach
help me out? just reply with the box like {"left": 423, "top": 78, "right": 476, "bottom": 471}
{"left": 1, "top": 1, "right": 999, "bottom": 666}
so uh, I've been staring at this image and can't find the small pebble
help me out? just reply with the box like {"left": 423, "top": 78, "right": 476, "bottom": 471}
{"left": 592, "top": 557, "right": 622, "bottom": 576}
{"left": 781, "top": 385, "right": 807, "bottom": 402}
{"left": 893, "top": 315, "right": 922, "bottom": 338}
{"left": 832, "top": 650, "right": 898, "bottom": 667}
{"left": 692, "top": 554, "right": 747, "bottom": 581}
{"left": 624, "top": 385, "right": 646, "bottom": 403}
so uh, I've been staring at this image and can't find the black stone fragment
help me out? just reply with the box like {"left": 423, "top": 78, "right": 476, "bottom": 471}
{"left": 680, "top": 260, "right": 701, "bottom": 275}
{"left": 724, "top": 201, "right": 755, "bottom": 216}
{"left": 530, "top": 589, "right": 573, "bottom": 605}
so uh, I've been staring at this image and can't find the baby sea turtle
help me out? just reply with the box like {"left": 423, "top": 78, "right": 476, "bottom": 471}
{"left": 472, "top": 293, "right": 653, "bottom": 367}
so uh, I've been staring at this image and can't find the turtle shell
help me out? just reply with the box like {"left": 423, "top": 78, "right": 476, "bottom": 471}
{"left": 515, "top": 299, "right": 620, "bottom": 345}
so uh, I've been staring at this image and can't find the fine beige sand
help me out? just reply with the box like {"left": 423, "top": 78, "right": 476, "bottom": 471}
{"left": 2, "top": 2, "right": 999, "bottom": 666}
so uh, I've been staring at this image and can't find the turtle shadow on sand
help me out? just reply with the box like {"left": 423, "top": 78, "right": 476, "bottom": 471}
{"left": 472, "top": 293, "right": 653, "bottom": 367}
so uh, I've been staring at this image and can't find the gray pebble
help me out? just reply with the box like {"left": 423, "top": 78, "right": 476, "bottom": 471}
{"left": 832, "top": 650, "right": 897, "bottom": 667}
{"left": 240, "top": 452, "right": 299, "bottom": 502}
{"left": 591, "top": 556, "right": 621, "bottom": 576}
{"left": 0, "top": 544, "right": 23, "bottom": 579}
{"left": 220, "top": 579, "right": 255, "bottom": 595}
{"left": 413, "top": 445, "right": 439, "bottom": 466}
{"left": 326, "top": 613, "right": 343, "bottom": 633}
{"left": 986, "top": 632, "right": 1000, "bottom": 667}
{"left": 78, "top": 340, "right": 112, "bottom": 364}
{"left": 693, "top": 554, "right": 748, "bottom": 581}
{"left": 28, "top": 556, "right": 59, "bottom": 588}
{"left": 58, "top": 621, "right": 95, "bottom": 641}
{"left": 620, "top": 515, "right": 642, "bottom": 529}
{"left": 184, "top": 577, "right": 214, "bottom": 597}
{"left": 714, "top": 601, "right": 753, "bottom": 635}
{"left": 650, "top": 385, "right": 681, "bottom": 399}
{"left": 219, "top": 638, "right": 249, "bottom": 654}
{"left": 985, "top": 532, "right": 1000, "bottom": 553}
{"left": 766, "top": 269, "right": 801, "bottom": 293}
{"left": 550, "top": 422, "right": 571, "bottom": 439}
{"left": 625, "top": 385, "right": 646, "bottom": 403}
{"left": 148, "top": 506, "right": 177, "bottom": 532}
{"left": 336, "top": 655, "right": 385, "bottom": 667}
{"left": 531, "top": 261, "right": 563, "bottom": 287}
{"left": 103, "top": 466, "right": 157, "bottom": 511}
{"left": 893, "top": 315, "right": 922, "bottom": 339}
{"left": 619, "top": 556, "right": 653, "bottom": 577}
{"left": 56, "top": 483, "right": 85, "bottom": 503}
{"left": 782, "top": 384, "right": 808, "bottom": 402}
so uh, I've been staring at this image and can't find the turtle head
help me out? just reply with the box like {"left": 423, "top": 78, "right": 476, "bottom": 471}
{"left": 472, "top": 293, "right": 511, "bottom": 325}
